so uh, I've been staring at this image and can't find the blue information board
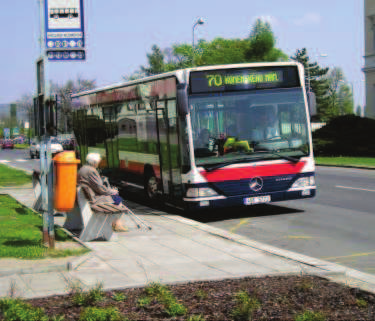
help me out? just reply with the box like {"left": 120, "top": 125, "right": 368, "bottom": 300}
{"left": 44, "top": 0, "right": 85, "bottom": 61}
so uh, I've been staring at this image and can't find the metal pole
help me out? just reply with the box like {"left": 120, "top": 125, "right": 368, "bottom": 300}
{"left": 192, "top": 23, "right": 196, "bottom": 67}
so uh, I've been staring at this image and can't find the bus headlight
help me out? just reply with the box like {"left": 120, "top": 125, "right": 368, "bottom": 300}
{"left": 291, "top": 176, "right": 315, "bottom": 189}
{"left": 186, "top": 187, "right": 218, "bottom": 198}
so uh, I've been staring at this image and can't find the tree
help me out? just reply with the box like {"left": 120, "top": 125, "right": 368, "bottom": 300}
{"left": 127, "top": 18, "right": 288, "bottom": 78}
{"left": 245, "top": 19, "right": 287, "bottom": 62}
{"left": 290, "top": 48, "right": 330, "bottom": 121}
{"left": 324, "top": 67, "right": 353, "bottom": 119}
{"left": 140, "top": 45, "right": 166, "bottom": 76}
{"left": 50, "top": 77, "right": 96, "bottom": 133}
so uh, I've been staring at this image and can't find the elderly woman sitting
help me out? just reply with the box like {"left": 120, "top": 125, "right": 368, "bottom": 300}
{"left": 77, "top": 153, "right": 128, "bottom": 232}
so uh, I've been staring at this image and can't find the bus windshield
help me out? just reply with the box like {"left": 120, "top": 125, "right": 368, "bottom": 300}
{"left": 189, "top": 87, "right": 310, "bottom": 167}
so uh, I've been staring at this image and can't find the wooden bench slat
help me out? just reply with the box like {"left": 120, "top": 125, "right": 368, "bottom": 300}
{"left": 91, "top": 204, "right": 112, "bottom": 213}
{"left": 96, "top": 203, "right": 123, "bottom": 213}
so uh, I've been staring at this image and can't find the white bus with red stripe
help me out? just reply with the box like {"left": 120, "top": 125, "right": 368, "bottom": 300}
{"left": 72, "top": 62, "right": 316, "bottom": 211}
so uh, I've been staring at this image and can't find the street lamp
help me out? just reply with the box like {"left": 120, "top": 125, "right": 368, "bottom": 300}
{"left": 306, "top": 53, "right": 327, "bottom": 94}
{"left": 192, "top": 17, "right": 204, "bottom": 66}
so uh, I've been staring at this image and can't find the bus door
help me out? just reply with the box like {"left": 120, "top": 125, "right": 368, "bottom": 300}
{"left": 155, "top": 99, "right": 182, "bottom": 199}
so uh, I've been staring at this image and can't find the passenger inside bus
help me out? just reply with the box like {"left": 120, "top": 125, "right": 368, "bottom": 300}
{"left": 249, "top": 106, "right": 280, "bottom": 142}
{"left": 196, "top": 128, "right": 211, "bottom": 148}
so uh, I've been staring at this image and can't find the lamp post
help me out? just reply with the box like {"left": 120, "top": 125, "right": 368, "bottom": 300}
{"left": 192, "top": 17, "right": 204, "bottom": 66}
{"left": 306, "top": 53, "right": 327, "bottom": 94}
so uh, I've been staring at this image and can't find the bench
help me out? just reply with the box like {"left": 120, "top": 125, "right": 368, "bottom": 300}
{"left": 64, "top": 186, "right": 126, "bottom": 242}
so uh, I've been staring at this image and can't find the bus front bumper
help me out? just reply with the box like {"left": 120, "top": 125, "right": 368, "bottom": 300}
{"left": 183, "top": 187, "right": 316, "bottom": 211}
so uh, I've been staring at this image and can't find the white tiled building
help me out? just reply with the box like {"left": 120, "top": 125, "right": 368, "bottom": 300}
{"left": 364, "top": 0, "right": 375, "bottom": 119}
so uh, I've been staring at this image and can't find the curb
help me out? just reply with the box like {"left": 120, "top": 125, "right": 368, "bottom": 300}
{"left": 317, "top": 164, "right": 375, "bottom": 171}
{"left": 158, "top": 214, "right": 375, "bottom": 294}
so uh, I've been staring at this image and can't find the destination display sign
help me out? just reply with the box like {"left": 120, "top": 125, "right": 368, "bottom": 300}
{"left": 190, "top": 66, "right": 300, "bottom": 94}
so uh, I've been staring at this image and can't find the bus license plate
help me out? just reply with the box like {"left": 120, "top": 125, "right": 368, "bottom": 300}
{"left": 244, "top": 195, "right": 271, "bottom": 205}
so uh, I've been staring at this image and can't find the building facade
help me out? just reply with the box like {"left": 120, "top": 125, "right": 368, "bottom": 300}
{"left": 365, "top": 0, "right": 375, "bottom": 119}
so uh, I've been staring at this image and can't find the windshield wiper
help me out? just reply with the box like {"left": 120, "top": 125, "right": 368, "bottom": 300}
{"left": 253, "top": 147, "right": 300, "bottom": 163}
{"left": 204, "top": 158, "right": 256, "bottom": 172}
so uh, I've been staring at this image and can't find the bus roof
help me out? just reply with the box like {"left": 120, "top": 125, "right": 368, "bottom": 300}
{"left": 71, "top": 61, "right": 303, "bottom": 98}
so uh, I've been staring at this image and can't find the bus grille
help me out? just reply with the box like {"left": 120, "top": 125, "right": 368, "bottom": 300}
{"left": 212, "top": 175, "right": 295, "bottom": 196}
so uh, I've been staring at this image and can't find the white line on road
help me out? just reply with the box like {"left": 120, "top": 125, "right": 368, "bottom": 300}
{"left": 15, "top": 159, "right": 27, "bottom": 162}
{"left": 336, "top": 185, "right": 375, "bottom": 192}
{"left": 0, "top": 160, "right": 10, "bottom": 163}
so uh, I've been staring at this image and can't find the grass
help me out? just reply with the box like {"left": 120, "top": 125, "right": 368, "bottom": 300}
{"left": 0, "top": 195, "right": 89, "bottom": 259}
{"left": 14, "top": 144, "right": 30, "bottom": 149}
{"left": 315, "top": 156, "right": 375, "bottom": 168}
{"left": 0, "top": 164, "right": 31, "bottom": 187}
{"left": 230, "top": 291, "right": 261, "bottom": 321}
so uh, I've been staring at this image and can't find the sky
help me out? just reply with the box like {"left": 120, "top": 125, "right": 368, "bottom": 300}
{"left": 0, "top": 0, "right": 365, "bottom": 109}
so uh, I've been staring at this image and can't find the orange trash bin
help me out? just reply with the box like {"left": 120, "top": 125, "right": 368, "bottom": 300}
{"left": 53, "top": 151, "right": 81, "bottom": 212}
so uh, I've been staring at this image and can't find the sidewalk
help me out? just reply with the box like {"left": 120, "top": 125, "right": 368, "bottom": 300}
{"left": 1, "top": 185, "right": 375, "bottom": 299}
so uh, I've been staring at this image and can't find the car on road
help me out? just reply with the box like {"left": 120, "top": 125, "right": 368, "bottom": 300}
{"left": 30, "top": 138, "right": 63, "bottom": 159}
{"left": 1, "top": 139, "right": 14, "bottom": 150}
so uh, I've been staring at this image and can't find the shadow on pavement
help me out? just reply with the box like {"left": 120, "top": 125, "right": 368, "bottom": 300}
{"left": 119, "top": 187, "right": 304, "bottom": 223}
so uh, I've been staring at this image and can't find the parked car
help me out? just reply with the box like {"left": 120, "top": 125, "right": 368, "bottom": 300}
{"left": 30, "top": 138, "right": 63, "bottom": 159}
{"left": 1, "top": 139, "right": 14, "bottom": 150}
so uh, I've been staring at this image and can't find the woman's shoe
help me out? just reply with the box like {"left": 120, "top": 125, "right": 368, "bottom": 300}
{"left": 112, "top": 223, "right": 128, "bottom": 232}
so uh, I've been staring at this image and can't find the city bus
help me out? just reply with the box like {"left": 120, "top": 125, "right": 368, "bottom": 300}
{"left": 71, "top": 62, "right": 316, "bottom": 211}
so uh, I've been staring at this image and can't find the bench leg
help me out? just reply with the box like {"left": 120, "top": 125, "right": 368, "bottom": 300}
{"left": 79, "top": 213, "right": 122, "bottom": 242}
{"left": 64, "top": 204, "right": 83, "bottom": 230}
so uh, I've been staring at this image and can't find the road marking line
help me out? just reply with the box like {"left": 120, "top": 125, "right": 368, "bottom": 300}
{"left": 322, "top": 251, "right": 375, "bottom": 260}
{"left": 15, "top": 159, "right": 27, "bottom": 162}
{"left": 0, "top": 160, "right": 10, "bottom": 163}
{"left": 286, "top": 235, "right": 313, "bottom": 239}
{"left": 336, "top": 185, "right": 375, "bottom": 192}
{"left": 229, "top": 218, "right": 250, "bottom": 234}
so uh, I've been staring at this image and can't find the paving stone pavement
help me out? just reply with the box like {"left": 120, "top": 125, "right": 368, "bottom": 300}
{"left": 1, "top": 183, "right": 375, "bottom": 299}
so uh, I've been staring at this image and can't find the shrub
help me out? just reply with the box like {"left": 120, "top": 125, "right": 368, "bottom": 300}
{"left": 356, "top": 298, "right": 368, "bottom": 308}
{"left": 111, "top": 292, "right": 126, "bottom": 302}
{"left": 186, "top": 315, "right": 206, "bottom": 321}
{"left": 71, "top": 282, "right": 105, "bottom": 307}
{"left": 0, "top": 298, "right": 48, "bottom": 321}
{"left": 195, "top": 289, "right": 208, "bottom": 300}
{"left": 79, "top": 307, "right": 123, "bottom": 321}
{"left": 313, "top": 115, "right": 375, "bottom": 157}
{"left": 142, "top": 282, "right": 187, "bottom": 317}
{"left": 230, "top": 291, "right": 261, "bottom": 321}
{"left": 294, "top": 310, "right": 326, "bottom": 321}
{"left": 137, "top": 296, "right": 152, "bottom": 308}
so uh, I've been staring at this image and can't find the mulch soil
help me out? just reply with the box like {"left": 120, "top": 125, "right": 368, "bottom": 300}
{"left": 7, "top": 275, "right": 375, "bottom": 320}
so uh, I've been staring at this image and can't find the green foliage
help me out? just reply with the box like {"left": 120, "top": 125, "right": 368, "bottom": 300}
{"left": 50, "top": 315, "right": 65, "bottom": 321}
{"left": 230, "top": 291, "right": 261, "bottom": 321}
{"left": 294, "top": 310, "right": 326, "bottom": 321}
{"left": 142, "top": 282, "right": 187, "bottom": 316}
{"left": 0, "top": 298, "right": 48, "bottom": 321}
{"left": 71, "top": 283, "right": 105, "bottom": 307}
{"left": 195, "top": 289, "right": 208, "bottom": 300}
{"left": 186, "top": 315, "right": 206, "bottom": 321}
{"left": 136, "top": 296, "right": 151, "bottom": 308}
{"left": 356, "top": 298, "right": 368, "bottom": 308}
{"left": 128, "top": 18, "right": 287, "bottom": 78}
{"left": 290, "top": 48, "right": 330, "bottom": 122}
{"left": 111, "top": 292, "right": 126, "bottom": 302}
{"left": 313, "top": 115, "right": 375, "bottom": 157}
{"left": 79, "top": 307, "right": 123, "bottom": 321}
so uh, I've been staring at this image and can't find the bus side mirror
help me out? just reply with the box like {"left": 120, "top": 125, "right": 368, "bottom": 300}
{"left": 307, "top": 91, "right": 317, "bottom": 117}
{"left": 177, "top": 83, "right": 189, "bottom": 116}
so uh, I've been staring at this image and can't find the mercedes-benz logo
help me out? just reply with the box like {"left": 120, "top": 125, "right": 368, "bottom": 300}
{"left": 249, "top": 177, "right": 263, "bottom": 192}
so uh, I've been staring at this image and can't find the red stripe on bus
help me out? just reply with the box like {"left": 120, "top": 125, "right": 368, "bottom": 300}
{"left": 200, "top": 162, "right": 306, "bottom": 182}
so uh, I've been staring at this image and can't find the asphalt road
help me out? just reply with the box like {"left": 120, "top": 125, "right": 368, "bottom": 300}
{"left": 0, "top": 148, "right": 38, "bottom": 172}
{"left": 1, "top": 148, "right": 375, "bottom": 274}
